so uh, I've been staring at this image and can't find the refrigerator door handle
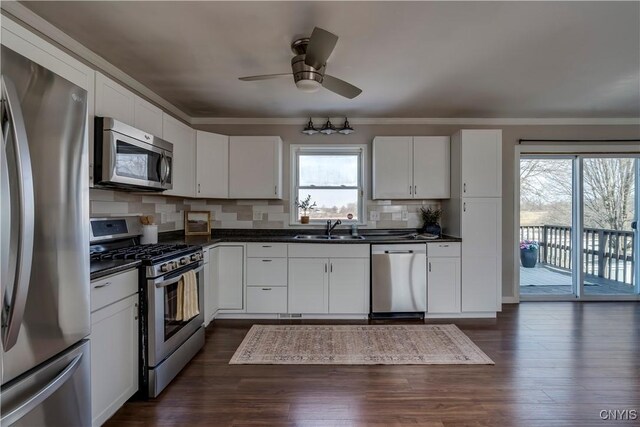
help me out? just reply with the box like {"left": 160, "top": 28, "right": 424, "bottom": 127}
{"left": 0, "top": 353, "right": 83, "bottom": 426}
{"left": 1, "top": 75, "right": 35, "bottom": 351}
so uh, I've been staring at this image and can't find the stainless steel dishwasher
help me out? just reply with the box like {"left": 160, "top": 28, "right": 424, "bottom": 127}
{"left": 371, "top": 244, "right": 427, "bottom": 318}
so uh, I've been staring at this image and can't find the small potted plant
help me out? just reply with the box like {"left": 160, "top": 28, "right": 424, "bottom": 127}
{"left": 520, "top": 240, "right": 539, "bottom": 268}
{"left": 295, "top": 194, "right": 317, "bottom": 224}
{"left": 419, "top": 207, "right": 442, "bottom": 237}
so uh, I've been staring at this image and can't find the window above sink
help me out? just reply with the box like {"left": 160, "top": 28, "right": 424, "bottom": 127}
{"left": 290, "top": 145, "right": 367, "bottom": 226}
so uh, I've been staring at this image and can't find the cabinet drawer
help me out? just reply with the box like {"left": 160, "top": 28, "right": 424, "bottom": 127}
{"left": 427, "top": 242, "right": 460, "bottom": 258}
{"left": 246, "top": 287, "right": 287, "bottom": 313}
{"left": 247, "top": 243, "right": 287, "bottom": 258}
{"left": 247, "top": 258, "right": 287, "bottom": 286}
{"left": 91, "top": 269, "right": 138, "bottom": 312}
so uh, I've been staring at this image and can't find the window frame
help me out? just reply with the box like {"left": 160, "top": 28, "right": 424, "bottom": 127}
{"left": 289, "top": 144, "right": 367, "bottom": 226}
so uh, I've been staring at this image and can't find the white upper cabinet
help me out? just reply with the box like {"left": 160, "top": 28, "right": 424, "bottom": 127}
{"left": 133, "top": 96, "right": 163, "bottom": 137}
{"left": 372, "top": 137, "right": 413, "bottom": 199}
{"left": 95, "top": 72, "right": 135, "bottom": 125}
{"left": 372, "top": 136, "right": 450, "bottom": 199}
{"left": 163, "top": 114, "right": 196, "bottom": 198}
{"left": 413, "top": 136, "right": 450, "bottom": 199}
{"left": 456, "top": 129, "right": 502, "bottom": 198}
{"left": 229, "top": 136, "right": 283, "bottom": 199}
{"left": 196, "top": 131, "right": 229, "bottom": 198}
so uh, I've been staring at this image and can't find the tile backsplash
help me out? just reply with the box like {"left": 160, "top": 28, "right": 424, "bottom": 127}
{"left": 90, "top": 189, "right": 439, "bottom": 232}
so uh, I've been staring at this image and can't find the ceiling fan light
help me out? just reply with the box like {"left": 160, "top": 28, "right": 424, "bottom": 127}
{"left": 338, "top": 118, "right": 355, "bottom": 135}
{"left": 295, "top": 79, "right": 321, "bottom": 93}
{"left": 320, "top": 119, "right": 337, "bottom": 135}
{"left": 302, "top": 118, "right": 319, "bottom": 135}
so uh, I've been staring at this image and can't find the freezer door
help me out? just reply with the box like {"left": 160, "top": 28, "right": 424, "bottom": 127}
{"left": 1, "top": 46, "right": 90, "bottom": 384}
{"left": 1, "top": 340, "right": 91, "bottom": 427}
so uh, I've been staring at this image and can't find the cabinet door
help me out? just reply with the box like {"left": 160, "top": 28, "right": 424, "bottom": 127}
{"left": 329, "top": 258, "right": 368, "bottom": 314}
{"left": 95, "top": 72, "right": 134, "bottom": 125}
{"left": 372, "top": 137, "right": 413, "bottom": 199}
{"left": 196, "top": 131, "right": 229, "bottom": 198}
{"left": 413, "top": 136, "right": 450, "bottom": 199}
{"left": 91, "top": 294, "right": 138, "bottom": 427}
{"left": 217, "top": 246, "right": 244, "bottom": 310}
{"left": 461, "top": 198, "right": 501, "bottom": 312}
{"left": 246, "top": 287, "right": 287, "bottom": 313}
{"left": 288, "top": 258, "right": 328, "bottom": 313}
{"left": 427, "top": 257, "right": 461, "bottom": 314}
{"left": 202, "top": 249, "right": 213, "bottom": 326}
{"left": 133, "top": 96, "right": 163, "bottom": 137}
{"left": 460, "top": 130, "right": 502, "bottom": 197}
{"left": 163, "top": 114, "right": 196, "bottom": 197}
{"left": 208, "top": 247, "right": 220, "bottom": 319}
{"left": 229, "top": 136, "right": 282, "bottom": 199}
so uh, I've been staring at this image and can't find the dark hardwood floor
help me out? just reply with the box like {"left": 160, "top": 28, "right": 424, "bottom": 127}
{"left": 106, "top": 302, "right": 640, "bottom": 426}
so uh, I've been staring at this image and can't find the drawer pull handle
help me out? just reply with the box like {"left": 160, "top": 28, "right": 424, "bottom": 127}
{"left": 94, "top": 281, "right": 112, "bottom": 289}
{"left": 261, "top": 288, "right": 272, "bottom": 291}
{"left": 262, "top": 259, "right": 273, "bottom": 262}
{"left": 262, "top": 245, "right": 272, "bottom": 248}
{"left": 439, "top": 244, "right": 450, "bottom": 248}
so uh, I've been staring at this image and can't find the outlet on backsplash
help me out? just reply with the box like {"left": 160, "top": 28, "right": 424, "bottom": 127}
{"left": 369, "top": 211, "right": 380, "bottom": 221}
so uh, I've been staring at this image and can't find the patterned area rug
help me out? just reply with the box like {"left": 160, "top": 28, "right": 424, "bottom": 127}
{"left": 229, "top": 324, "right": 494, "bottom": 365}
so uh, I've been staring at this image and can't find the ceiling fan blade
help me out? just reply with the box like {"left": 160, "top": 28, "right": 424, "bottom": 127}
{"left": 238, "top": 73, "right": 292, "bottom": 81}
{"left": 322, "top": 74, "right": 362, "bottom": 99}
{"left": 304, "top": 27, "right": 338, "bottom": 69}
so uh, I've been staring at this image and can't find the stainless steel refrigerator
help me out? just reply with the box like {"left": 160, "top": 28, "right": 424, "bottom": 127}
{"left": 1, "top": 46, "right": 91, "bottom": 426}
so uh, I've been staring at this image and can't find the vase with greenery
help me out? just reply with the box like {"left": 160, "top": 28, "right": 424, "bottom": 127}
{"left": 419, "top": 207, "right": 442, "bottom": 237}
{"left": 520, "top": 240, "right": 539, "bottom": 268}
{"left": 295, "top": 194, "right": 317, "bottom": 224}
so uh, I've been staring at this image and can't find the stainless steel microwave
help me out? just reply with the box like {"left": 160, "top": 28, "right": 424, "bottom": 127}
{"left": 94, "top": 117, "right": 173, "bottom": 191}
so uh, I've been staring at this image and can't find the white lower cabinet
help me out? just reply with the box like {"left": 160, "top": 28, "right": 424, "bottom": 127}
{"left": 288, "top": 246, "right": 370, "bottom": 315}
{"left": 427, "top": 242, "right": 461, "bottom": 315}
{"left": 216, "top": 245, "right": 244, "bottom": 310}
{"left": 247, "top": 287, "right": 288, "bottom": 313}
{"left": 90, "top": 270, "right": 138, "bottom": 427}
{"left": 203, "top": 247, "right": 214, "bottom": 326}
{"left": 288, "top": 258, "right": 328, "bottom": 314}
{"left": 328, "top": 258, "right": 369, "bottom": 314}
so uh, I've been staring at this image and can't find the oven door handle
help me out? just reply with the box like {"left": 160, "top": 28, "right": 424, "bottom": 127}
{"left": 155, "top": 265, "right": 204, "bottom": 288}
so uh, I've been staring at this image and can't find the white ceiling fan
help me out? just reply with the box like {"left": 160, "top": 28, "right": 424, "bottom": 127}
{"left": 238, "top": 27, "right": 362, "bottom": 99}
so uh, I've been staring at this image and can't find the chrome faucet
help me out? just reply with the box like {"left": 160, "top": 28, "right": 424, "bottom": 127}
{"left": 326, "top": 220, "right": 342, "bottom": 237}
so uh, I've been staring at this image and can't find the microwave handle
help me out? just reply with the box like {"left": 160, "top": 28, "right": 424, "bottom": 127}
{"left": 162, "top": 154, "right": 171, "bottom": 184}
{"left": 158, "top": 153, "right": 168, "bottom": 184}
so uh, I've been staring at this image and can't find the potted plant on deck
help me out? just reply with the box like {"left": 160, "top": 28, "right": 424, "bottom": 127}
{"left": 295, "top": 194, "right": 317, "bottom": 224}
{"left": 520, "top": 240, "right": 539, "bottom": 268}
{"left": 419, "top": 207, "right": 442, "bottom": 237}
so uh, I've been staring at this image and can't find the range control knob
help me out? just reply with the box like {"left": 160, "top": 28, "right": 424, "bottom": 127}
{"left": 160, "top": 263, "right": 169, "bottom": 272}
{"left": 180, "top": 257, "right": 188, "bottom": 265}
{"left": 191, "top": 253, "right": 199, "bottom": 261}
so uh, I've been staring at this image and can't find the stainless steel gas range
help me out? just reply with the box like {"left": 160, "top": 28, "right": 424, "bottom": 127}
{"left": 90, "top": 217, "right": 205, "bottom": 398}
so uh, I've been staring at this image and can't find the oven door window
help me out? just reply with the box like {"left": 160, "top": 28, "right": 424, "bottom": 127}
{"left": 115, "top": 140, "right": 162, "bottom": 183}
{"left": 163, "top": 274, "right": 199, "bottom": 340}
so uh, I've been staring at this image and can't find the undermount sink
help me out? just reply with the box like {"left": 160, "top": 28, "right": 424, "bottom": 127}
{"left": 293, "top": 234, "right": 365, "bottom": 240}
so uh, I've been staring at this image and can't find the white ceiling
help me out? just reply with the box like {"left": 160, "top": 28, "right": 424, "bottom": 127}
{"left": 23, "top": 1, "right": 640, "bottom": 119}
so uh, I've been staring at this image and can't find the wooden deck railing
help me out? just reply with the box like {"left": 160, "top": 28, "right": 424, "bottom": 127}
{"left": 520, "top": 225, "right": 635, "bottom": 285}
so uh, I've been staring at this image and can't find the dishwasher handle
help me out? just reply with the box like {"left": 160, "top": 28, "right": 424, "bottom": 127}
{"left": 384, "top": 250, "right": 413, "bottom": 254}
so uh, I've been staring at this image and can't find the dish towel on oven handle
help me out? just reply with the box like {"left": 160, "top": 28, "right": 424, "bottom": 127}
{"left": 176, "top": 270, "right": 199, "bottom": 321}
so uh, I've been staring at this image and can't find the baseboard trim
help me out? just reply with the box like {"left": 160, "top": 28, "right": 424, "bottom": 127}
{"left": 502, "top": 297, "right": 519, "bottom": 304}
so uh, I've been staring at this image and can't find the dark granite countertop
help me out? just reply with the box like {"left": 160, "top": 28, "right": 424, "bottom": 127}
{"left": 158, "top": 229, "right": 462, "bottom": 247}
{"left": 90, "top": 259, "right": 141, "bottom": 281}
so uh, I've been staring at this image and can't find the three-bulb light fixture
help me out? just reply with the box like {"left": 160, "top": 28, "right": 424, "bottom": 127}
{"left": 302, "top": 118, "right": 355, "bottom": 135}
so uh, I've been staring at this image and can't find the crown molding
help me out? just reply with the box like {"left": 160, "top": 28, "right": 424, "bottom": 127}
{"left": 0, "top": 2, "right": 191, "bottom": 123}
{"left": 191, "top": 117, "right": 640, "bottom": 126}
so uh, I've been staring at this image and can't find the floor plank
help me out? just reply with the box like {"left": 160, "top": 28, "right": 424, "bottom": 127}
{"left": 105, "top": 302, "right": 640, "bottom": 426}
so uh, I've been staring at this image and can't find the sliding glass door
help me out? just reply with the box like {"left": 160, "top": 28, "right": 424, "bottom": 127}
{"left": 581, "top": 157, "right": 637, "bottom": 297}
{"left": 519, "top": 155, "right": 639, "bottom": 300}
{"left": 519, "top": 156, "right": 577, "bottom": 297}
